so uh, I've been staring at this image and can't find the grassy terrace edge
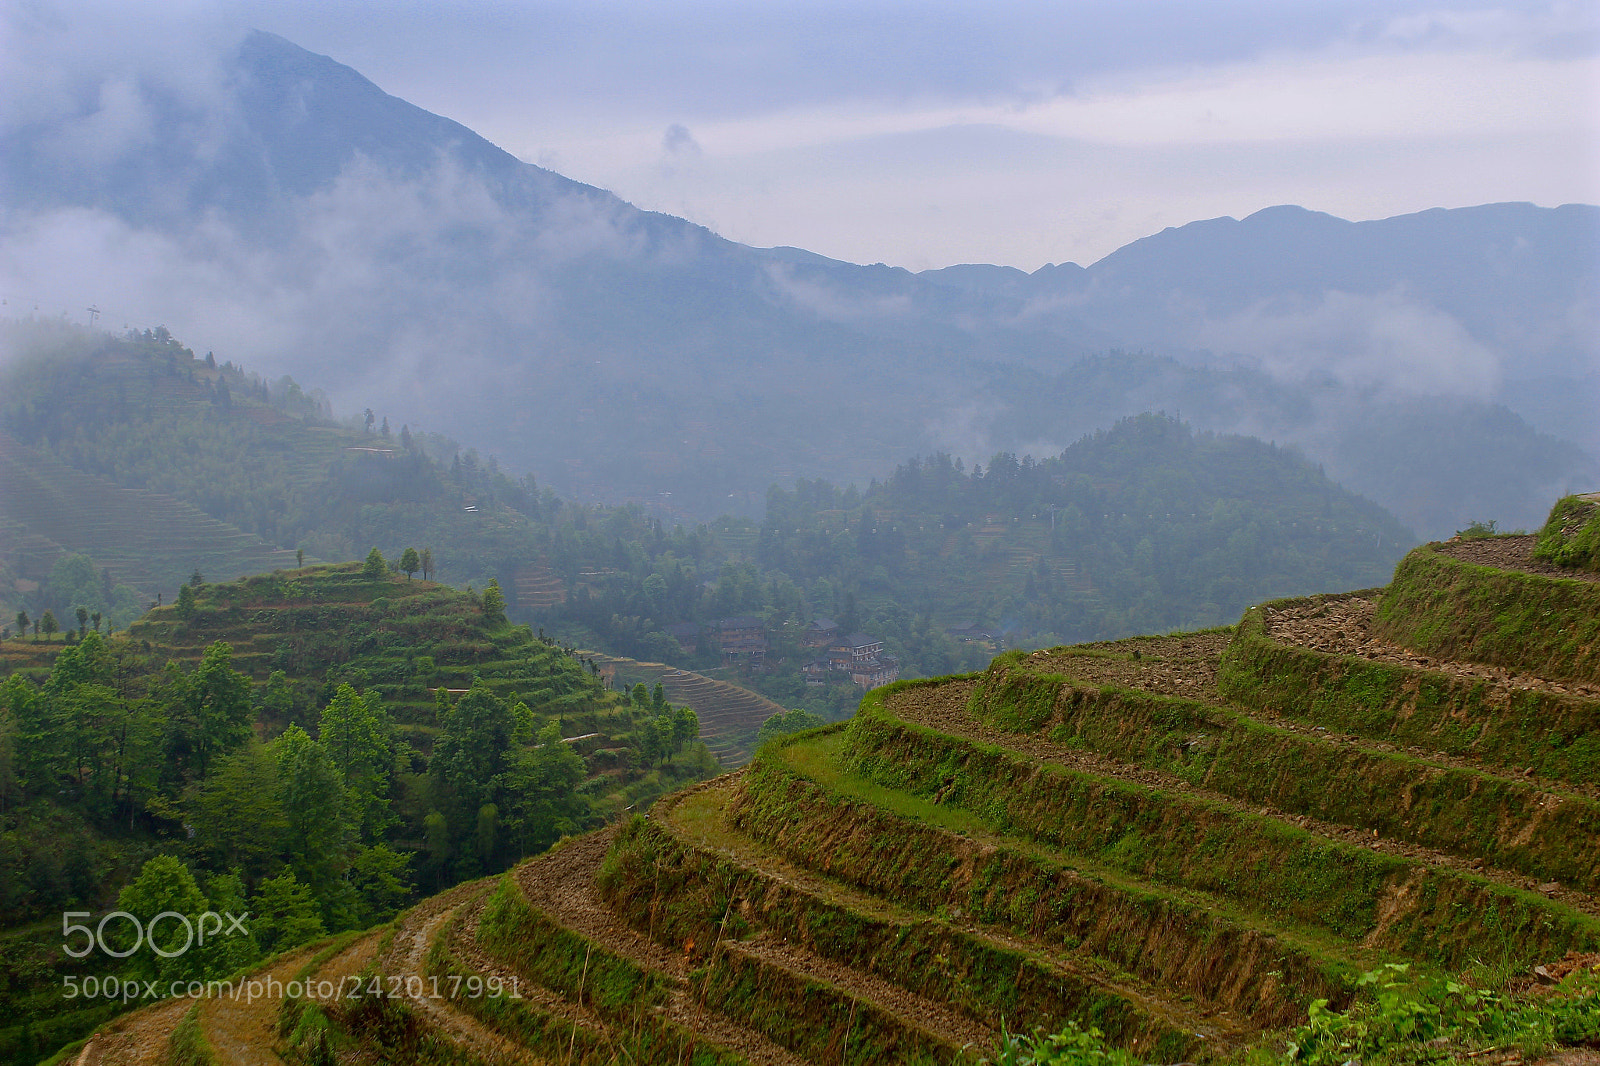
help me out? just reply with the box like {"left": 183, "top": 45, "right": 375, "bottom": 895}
{"left": 1217, "top": 593, "right": 1600, "bottom": 783}
{"left": 609, "top": 775, "right": 1213, "bottom": 1059}
{"left": 851, "top": 680, "right": 1600, "bottom": 966}
{"left": 1372, "top": 540, "right": 1600, "bottom": 683}
{"left": 717, "top": 721, "right": 1372, "bottom": 1031}
{"left": 963, "top": 654, "right": 1600, "bottom": 891}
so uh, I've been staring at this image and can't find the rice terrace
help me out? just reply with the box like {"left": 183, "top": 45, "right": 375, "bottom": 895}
{"left": 52, "top": 499, "right": 1600, "bottom": 1065}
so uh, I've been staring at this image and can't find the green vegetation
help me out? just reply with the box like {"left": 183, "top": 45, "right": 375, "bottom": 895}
{"left": 2, "top": 325, "right": 1421, "bottom": 724}
{"left": 0, "top": 560, "right": 715, "bottom": 1064}
{"left": 961, "top": 657, "right": 1600, "bottom": 893}
{"left": 1533, "top": 494, "right": 1600, "bottom": 572}
{"left": 997, "top": 963, "right": 1599, "bottom": 1066}
{"left": 1372, "top": 543, "right": 1600, "bottom": 683}
{"left": 1219, "top": 595, "right": 1600, "bottom": 785}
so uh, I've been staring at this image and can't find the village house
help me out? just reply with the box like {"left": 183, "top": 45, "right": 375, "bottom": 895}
{"left": 711, "top": 616, "right": 767, "bottom": 665}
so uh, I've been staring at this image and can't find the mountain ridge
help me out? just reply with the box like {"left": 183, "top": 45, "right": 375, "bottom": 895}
{"left": 1, "top": 29, "right": 1594, "bottom": 534}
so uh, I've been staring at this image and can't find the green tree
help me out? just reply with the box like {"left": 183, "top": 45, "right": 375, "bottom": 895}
{"left": 756, "top": 708, "right": 823, "bottom": 746}
{"left": 176, "top": 583, "right": 196, "bottom": 619}
{"left": 187, "top": 741, "right": 288, "bottom": 883}
{"left": 161, "top": 642, "right": 253, "bottom": 789}
{"left": 362, "top": 547, "right": 386, "bottom": 580}
{"left": 39, "top": 610, "right": 57, "bottom": 641}
{"left": 15, "top": 610, "right": 28, "bottom": 639}
{"left": 420, "top": 547, "right": 434, "bottom": 581}
{"left": 250, "top": 872, "right": 326, "bottom": 955}
{"left": 349, "top": 844, "right": 413, "bottom": 926}
{"left": 114, "top": 856, "right": 211, "bottom": 986}
{"left": 74, "top": 605, "right": 89, "bottom": 636}
{"left": 400, "top": 547, "right": 420, "bottom": 580}
{"left": 317, "top": 684, "right": 393, "bottom": 842}
{"left": 274, "top": 725, "right": 355, "bottom": 927}
{"left": 481, "top": 579, "right": 506, "bottom": 622}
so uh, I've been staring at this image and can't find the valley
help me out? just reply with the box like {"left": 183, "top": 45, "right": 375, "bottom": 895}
{"left": 51, "top": 508, "right": 1600, "bottom": 1065}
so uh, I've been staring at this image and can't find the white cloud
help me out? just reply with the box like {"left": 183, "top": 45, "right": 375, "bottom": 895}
{"left": 1197, "top": 289, "right": 1503, "bottom": 399}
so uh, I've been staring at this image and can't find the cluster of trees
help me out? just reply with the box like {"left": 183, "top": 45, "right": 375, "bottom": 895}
{"left": 0, "top": 634, "right": 409, "bottom": 932}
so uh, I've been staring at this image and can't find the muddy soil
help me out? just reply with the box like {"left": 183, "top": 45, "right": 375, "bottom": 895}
{"left": 378, "top": 883, "right": 542, "bottom": 1064}
{"left": 1024, "top": 633, "right": 1230, "bottom": 701}
{"left": 74, "top": 996, "right": 193, "bottom": 1066}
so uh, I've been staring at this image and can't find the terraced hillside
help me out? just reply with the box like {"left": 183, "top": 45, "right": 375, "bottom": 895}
{"left": 0, "top": 430, "right": 300, "bottom": 599}
{"left": 590, "top": 653, "right": 787, "bottom": 766}
{"left": 68, "top": 533, "right": 1600, "bottom": 1064}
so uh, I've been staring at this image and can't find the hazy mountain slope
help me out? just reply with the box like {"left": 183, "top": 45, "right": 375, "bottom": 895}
{"left": 2, "top": 30, "right": 1593, "bottom": 534}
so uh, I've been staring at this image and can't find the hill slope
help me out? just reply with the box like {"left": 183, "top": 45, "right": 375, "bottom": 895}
{"left": 57, "top": 506, "right": 1600, "bottom": 1065}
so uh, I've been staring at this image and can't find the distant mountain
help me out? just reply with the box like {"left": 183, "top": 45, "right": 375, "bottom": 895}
{"left": 2, "top": 30, "right": 1594, "bottom": 537}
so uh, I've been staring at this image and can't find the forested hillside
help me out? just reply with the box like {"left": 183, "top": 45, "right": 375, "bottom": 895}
{"left": 0, "top": 560, "right": 713, "bottom": 1061}
{"left": 1, "top": 322, "right": 1421, "bottom": 721}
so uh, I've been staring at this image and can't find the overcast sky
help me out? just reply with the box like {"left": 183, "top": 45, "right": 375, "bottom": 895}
{"left": 6, "top": 0, "right": 1599, "bottom": 270}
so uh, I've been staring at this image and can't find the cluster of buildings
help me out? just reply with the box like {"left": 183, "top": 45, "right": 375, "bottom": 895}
{"left": 702, "top": 616, "right": 900, "bottom": 690}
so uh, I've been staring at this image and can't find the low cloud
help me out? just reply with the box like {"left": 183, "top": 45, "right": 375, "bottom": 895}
{"left": 1197, "top": 289, "right": 1502, "bottom": 400}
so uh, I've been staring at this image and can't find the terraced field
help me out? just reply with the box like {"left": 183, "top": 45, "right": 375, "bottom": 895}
{"left": 70, "top": 535, "right": 1600, "bottom": 1063}
{"left": 0, "top": 431, "right": 299, "bottom": 599}
{"left": 589, "top": 653, "right": 786, "bottom": 766}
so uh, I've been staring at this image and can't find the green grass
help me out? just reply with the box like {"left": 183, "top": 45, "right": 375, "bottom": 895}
{"left": 1219, "top": 597, "right": 1600, "bottom": 785}
{"left": 1373, "top": 541, "right": 1600, "bottom": 683}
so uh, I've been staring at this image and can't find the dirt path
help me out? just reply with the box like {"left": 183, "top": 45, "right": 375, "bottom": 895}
{"left": 885, "top": 682, "right": 1600, "bottom": 916}
{"left": 198, "top": 946, "right": 321, "bottom": 1066}
{"left": 1438, "top": 534, "right": 1600, "bottom": 583}
{"left": 725, "top": 933, "right": 995, "bottom": 1053}
{"left": 74, "top": 996, "right": 193, "bottom": 1066}
{"left": 1028, "top": 617, "right": 1599, "bottom": 804}
{"left": 1265, "top": 592, "right": 1600, "bottom": 701}
{"left": 444, "top": 883, "right": 614, "bottom": 1042}
{"left": 511, "top": 828, "right": 815, "bottom": 1066}
{"left": 377, "top": 883, "right": 545, "bottom": 1065}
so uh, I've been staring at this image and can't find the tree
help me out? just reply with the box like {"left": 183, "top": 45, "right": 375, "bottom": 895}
{"left": 420, "top": 548, "right": 434, "bottom": 581}
{"left": 318, "top": 684, "right": 394, "bottom": 842}
{"left": 187, "top": 741, "right": 289, "bottom": 883}
{"left": 189, "top": 569, "right": 205, "bottom": 587}
{"left": 362, "top": 547, "right": 386, "bottom": 580}
{"left": 115, "top": 856, "right": 211, "bottom": 986}
{"left": 296, "top": 549, "right": 304, "bottom": 568}
{"left": 90, "top": 611, "right": 101, "bottom": 634}
{"left": 39, "top": 610, "right": 57, "bottom": 641}
{"left": 274, "top": 725, "right": 355, "bottom": 927}
{"left": 349, "top": 845, "right": 413, "bottom": 926}
{"left": 74, "top": 606, "right": 88, "bottom": 636}
{"left": 161, "top": 641, "right": 253, "bottom": 789}
{"left": 176, "top": 583, "right": 196, "bottom": 619}
{"left": 400, "top": 547, "right": 420, "bottom": 580}
{"left": 481, "top": 579, "right": 506, "bottom": 621}
{"left": 16, "top": 610, "right": 28, "bottom": 640}
{"left": 250, "top": 872, "right": 325, "bottom": 955}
